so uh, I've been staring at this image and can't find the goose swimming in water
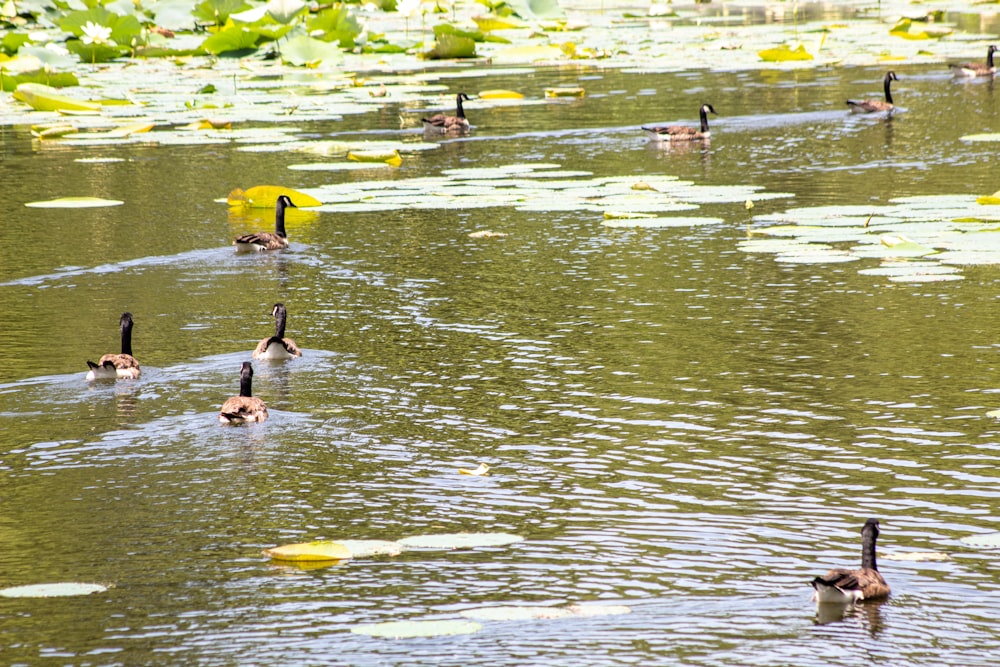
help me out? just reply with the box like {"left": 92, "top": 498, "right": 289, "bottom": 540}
{"left": 234, "top": 195, "right": 296, "bottom": 252}
{"left": 422, "top": 93, "right": 472, "bottom": 134}
{"left": 219, "top": 361, "right": 269, "bottom": 424}
{"left": 811, "top": 518, "right": 891, "bottom": 604}
{"left": 847, "top": 72, "right": 898, "bottom": 114}
{"left": 86, "top": 312, "right": 141, "bottom": 380}
{"left": 642, "top": 103, "right": 717, "bottom": 142}
{"left": 252, "top": 303, "right": 302, "bottom": 360}
{"left": 949, "top": 45, "right": 997, "bottom": 77}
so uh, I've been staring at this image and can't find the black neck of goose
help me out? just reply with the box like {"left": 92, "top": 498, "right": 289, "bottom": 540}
{"left": 275, "top": 200, "right": 288, "bottom": 239}
{"left": 988, "top": 47, "right": 996, "bottom": 68}
{"left": 699, "top": 108, "right": 710, "bottom": 133}
{"left": 456, "top": 94, "right": 466, "bottom": 119}
{"left": 120, "top": 318, "right": 133, "bottom": 356}
{"left": 883, "top": 77, "right": 894, "bottom": 105}
{"left": 239, "top": 368, "right": 254, "bottom": 398}
{"left": 861, "top": 525, "right": 878, "bottom": 571}
{"left": 274, "top": 308, "right": 287, "bottom": 339}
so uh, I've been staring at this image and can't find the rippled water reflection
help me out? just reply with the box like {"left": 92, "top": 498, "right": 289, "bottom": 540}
{"left": 3, "top": 40, "right": 1000, "bottom": 667}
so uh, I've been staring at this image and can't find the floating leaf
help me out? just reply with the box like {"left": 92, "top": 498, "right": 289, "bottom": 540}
{"left": 351, "top": 620, "right": 482, "bottom": 639}
{"left": 468, "top": 230, "right": 507, "bottom": 239}
{"left": 0, "top": 583, "right": 107, "bottom": 598}
{"left": 24, "top": 196, "right": 124, "bottom": 208}
{"left": 347, "top": 149, "right": 402, "bottom": 166}
{"left": 602, "top": 216, "right": 724, "bottom": 228}
{"left": 227, "top": 185, "right": 321, "bottom": 208}
{"left": 201, "top": 24, "right": 260, "bottom": 56}
{"left": 889, "top": 18, "right": 951, "bottom": 40}
{"left": 493, "top": 44, "right": 564, "bottom": 62}
{"left": 478, "top": 89, "right": 524, "bottom": 99}
{"left": 458, "top": 462, "right": 490, "bottom": 475}
{"left": 460, "top": 606, "right": 574, "bottom": 621}
{"left": 545, "top": 86, "right": 585, "bottom": 97}
{"left": 13, "top": 83, "right": 101, "bottom": 112}
{"left": 398, "top": 532, "right": 524, "bottom": 550}
{"left": 758, "top": 43, "right": 813, "bottom": 61}
{"left": 977, "top": 191, "right": 1000, "bottom": 205}
{"left": 962, "top": 134, "right": 1000, "bottom": 143}
{"left": 263, "top": 540, "right": 352, "bottom": 561}
{"left": 880, "top": 551, "right": 951, "bottom": 562}
{"left": 960, "top": 532, "right": 1000, "bottom": 548}
{"left": 879, "top": 234, "right": 938, "bottom": 257}
{"left": 31, "top": 124, "right": 78, "bottom": 139}
{"left": 472, "top": 14, "right": 526, "bottom": 32}
{"left": 337, "top": 540, "right": 403, "bottom": 558}
{"left": 280, "top": 34, "right": 343, "bottom": 67}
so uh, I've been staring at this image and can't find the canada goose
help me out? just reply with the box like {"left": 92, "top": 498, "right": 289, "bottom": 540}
{"left": 422, "top": 93, "right": 471, "bottom": 134}
{"left": 252, "top": 303, "right": 302, "bottom": 360}
{"left": 642, "top": 103, "right": 717, "bottom": 142}
{"left": 949, "top": 45, "right": 997, "bottom": 77}
{"left": 847, "top": 72, "right": 898, "bottom": 114}
{"left": 86, "top": 312, "right": 141, "bottom": 380}
{"left": 234, "top": 195, "right": 296, "bottom": 252}
{"left": 811, "top": 518, "right": 891, "bottom": 604}
{"left": 219, "top": 361, "right": 268, "bottom": 424}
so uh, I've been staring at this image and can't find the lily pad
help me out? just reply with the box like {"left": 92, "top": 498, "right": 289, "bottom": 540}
{"left": 398, "top": 532, "right": 524, "bottom": 550}
{"left": 351, "top": 619, "right": 482, "bottom": 639}
{"left": 347, "top": 149, "right": 402, "bottom": 166}
{"left": 13, "top": 83, "right": 101, "bottom": 113}
{"left": 338, "top": 540, "right": 404, "bottom": 558}
{"left": 960, "top": 532, "right": 1000, "bottom": 548}
{"left": 460, "top": 606, "right": 574, "bottom": 621}
{"left": 0, "top": 583, "right": 107, "bottom": 598}
{"left": 227, "top": 185, "right": 322, "bottom": 208}
{"left": 961, "top": 134, "right": 1000, "bottom": 143}
{"left": 602, "top": 216, "right": 724, "bottom": 228}
{"left": 879, "top": 551, "right": 951, "bottom": 561}
{"left": 24, "top": 197, "right": 124, "bottom": 208}
{"left": 263, "top": 540, "right": 352, "bottom": 561}
{"left": 545, "top": 86, "right": 585, "bottom": 97}
{"left": 758, "top": 44, "right": 813, "bottom": 62}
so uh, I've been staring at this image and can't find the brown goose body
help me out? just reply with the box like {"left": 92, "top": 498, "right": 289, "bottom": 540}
{"left": 252, "top": 303, "right": 302, "bottom": 360}
{"left": 86, "top": 312, "right": 141, "bottom": 380}
{"left": 643, "top": 103, "right": 717, "bottom": 142}
{"left": 422, "top": 93, "right": 471, "bottom": 134}
{"left": 949, "top": 45, "right": 997, "bottom": 77}
{"left": 219, "top": 362, "right": 268, "bottom": 424}
{"left": 847, "top": 72, "right": 898, "bottom": 114}
{"left": 234, "top": 195, "right": 296, "bottom": 252}
{"left": 811, "top": 518, "right": 891, "bottom": 604}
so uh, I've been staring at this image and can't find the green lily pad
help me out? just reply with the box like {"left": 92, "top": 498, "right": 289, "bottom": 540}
{"left": 0, "top": 583, "right": 107, "bottom": 598}
{"left": 24, "top": 196, "right": 124, "bottom": 208}
{"left": 351, "top": 619, "right": 482, "bottom": 639}
{"left": 280, "top": 34, "right": 344, "bottom": 67}
{"left": 338, "top": 540, "right": 404, "bottom": 558}
{"left": 13, "top": 83, "right": 101, "bottom": 113}
{"left": 398, "top": 532, "right": 524, "bottom": 550}
{"left": 602, "top": 216, "right": 724, "bottom": 228}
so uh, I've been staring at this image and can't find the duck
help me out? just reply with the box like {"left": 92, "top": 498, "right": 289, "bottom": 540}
{"left": 219, "top": 361, "right": 269, "bottom": 424}
{"left": 847, "top": 72, "right": 898, "bottom": 114}
{"left": 422, "top": 93, "right": 471, "bottom": 134}
{"left": 949, "top": 45, "right": 997, "bottom": 77}
{"left": 810, "top": 518, "right": 891, "bottom": 604}
{"left": 234, "top": 195, "right": 296, "bottom": 252}
{"left": 252, "top": 303, "right": 302, "bottom": 360}
{"left": 642, "top": 103, "right": 717, "bottom": 142}
{"left": 86, "top": 312, "right": 141, "bottom": 380}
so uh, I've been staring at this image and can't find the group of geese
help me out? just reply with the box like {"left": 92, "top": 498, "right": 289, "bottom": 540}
{"left": 86, "top": 194, "right": 305, "bottom": 424}
{"left": 84, "top": 66, "right": 919, "bottom": 604}
{"left": 642, "top": 45, "right": 997, "bottom": 142}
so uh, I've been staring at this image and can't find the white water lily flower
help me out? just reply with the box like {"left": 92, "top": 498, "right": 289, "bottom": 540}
{"left": 44, "top": 42, "right": 70, "bottom": 56}
{"left": 81, "top": 21, "right": 115, "bottom": 46}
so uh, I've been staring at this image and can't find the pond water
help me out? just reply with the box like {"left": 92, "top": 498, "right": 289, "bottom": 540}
{"left": 3, "top": 14, "right": 1000, "bottom": 666}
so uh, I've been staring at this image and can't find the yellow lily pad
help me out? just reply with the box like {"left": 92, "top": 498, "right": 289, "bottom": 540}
{"left": 545, "top": 86, "right": 585, "bottom": 98}
{"left": 227, "top": 186, "right": 322, "bottom": 208}
{"left": 30, "top": 124, "right": 77, "bottom": 139}
{"left": 758, "top": 44, "right": 813, "bottom": 62}
{"left": 347, "top": 149, "right": 402, "bottom": 167}
{"left": 977, "top": 193, "right": 1000, "bottom": 205}
{"left": 13, "top": 83, "right": 101, "bottom": 113}
{"left": 478, "top": 89, "right": 525, "bottom": 100}
{"left": 458, "top": 462, "right": 490, "bottom": 475}
{"left": 263, "top": 540, "right": 352, "bottom": 562}
{"left": 472, "top": 14, "right": 525, "bottom": 31}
